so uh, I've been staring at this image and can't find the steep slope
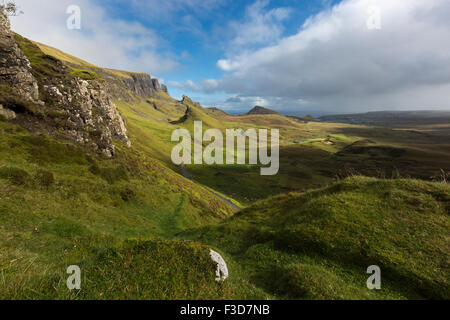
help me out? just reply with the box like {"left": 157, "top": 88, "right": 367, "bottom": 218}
{"left": 0, "top": 116, "right": 239, "bottom": 299}
{"left": 0, "top": 8, "right": 130, "bottom": 158}
{"left": 0, "top": 9, "right": 241, "bottom": 299}
{"left": 34, "top": 41, "right": 168, "bottom": 102}
{"left": 181, "top": 177, "right": 450, "bottom": 300}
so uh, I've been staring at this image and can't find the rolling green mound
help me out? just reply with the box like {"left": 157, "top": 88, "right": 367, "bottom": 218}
{"left": 29, "top": 239, "right": 239, "bottom": 300}
{"left": 181, "top": 177, "right": 450, "bottom": 300}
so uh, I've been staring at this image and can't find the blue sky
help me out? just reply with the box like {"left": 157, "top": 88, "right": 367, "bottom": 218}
{"left": 99, "top": 0, "right": 342, "bottom": 106}
{"left": 10, "top": 0, "right": 450, "bottom": 115}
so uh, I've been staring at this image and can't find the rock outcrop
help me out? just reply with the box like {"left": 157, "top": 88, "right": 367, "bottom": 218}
{"left": 40, "top": 77, "right": 131, "bottom": 157}
{"left": 0, "top": 103, "right": 15, "bottom": 119}
{"left": 209, "top": 249, "right": 229, "bottom": 282}
{"left": 90, "top": 69, "right": 168, "bottom": 103}
{"left": 0, "top": 8, "right": 39, "bottom": 103}
{"left": 0, "top": 8, "right": 130, "bottom": 157}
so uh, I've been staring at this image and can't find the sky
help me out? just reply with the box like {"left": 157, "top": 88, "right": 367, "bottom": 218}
{"left": 9, "top": 0, "right": 450, "bottom": 116}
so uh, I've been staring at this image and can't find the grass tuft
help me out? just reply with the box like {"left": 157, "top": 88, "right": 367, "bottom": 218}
{"left": 0, "top": 166, "right": 30, "bottom": 186}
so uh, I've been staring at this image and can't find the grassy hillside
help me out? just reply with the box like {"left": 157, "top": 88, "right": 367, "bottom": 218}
{"left": 34, "top": 41, "right": 147, "bottom": 80}
{"left": 0, "top": 118, "right": 240, "bottom": 299}
{"left": 22, "top": 37, "right": 450, "bottom": 206}
{"left": 181, "top": 177, "right": 450, "bottom": 300}
{"left": 1, "top": 37, "right": 449, "bottom": 300}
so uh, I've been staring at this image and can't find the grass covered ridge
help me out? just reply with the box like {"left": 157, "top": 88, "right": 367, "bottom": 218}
{"left": 9, "top": 238, "right": 236, "bottom": 300}
{"left": 181, "top": 177, "right": 450, "bottom": 300}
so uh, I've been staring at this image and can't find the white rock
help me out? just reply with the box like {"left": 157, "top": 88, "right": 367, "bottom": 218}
{"left": 0, "top": 104, "right": 16, "bottom": 120}
{"left": 209, "top": 249, "right": 229, "bottom": 282}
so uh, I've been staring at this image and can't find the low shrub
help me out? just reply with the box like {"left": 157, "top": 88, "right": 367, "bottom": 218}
{"left": 34, "top": 170, "right": 55, "bottom": 188}
{"left": 88, "top": 164, "right": 101, "bottom": 175}
{"left": 119, "top": 186, "right": 136, "bottom": 202}
{"left": 0, "top": 166, "right": 30, "bottom": 186}
{"left": 100, "top": 166, "right": 129, "bottom": 184}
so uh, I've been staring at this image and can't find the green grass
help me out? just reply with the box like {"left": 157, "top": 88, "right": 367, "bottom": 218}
{"left": 70, "top": 239, "right": 233, "bottom": 300}
{"left": 2, "top": 37, "right": 449, "bottom": 300}
{"left": 68, "top": 67, "right": 101, "bottom": 81}
{"left": 13, "top": 33, "right": 69, "bottom": 83}
{"left": 3, "top": 238, "right": 235, "bottom": 300}
{"left": 0, "top": 120, "right": 238, "bottom": 299}
{"left": 180, "top": 177, "right": 450, "bottom": 300}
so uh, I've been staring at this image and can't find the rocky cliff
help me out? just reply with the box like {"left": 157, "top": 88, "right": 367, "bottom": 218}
{"left": 99, "top": 70, "right": 168, "bottom": 102}
{"left": 0, "top": 8, "right": 39, "bottom": 106}
{"left": 0, "top": 8, "right": 130, "bottom": 157}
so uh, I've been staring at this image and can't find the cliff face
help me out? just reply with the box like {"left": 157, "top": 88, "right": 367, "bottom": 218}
{"left": 100, "top": 71, "right": 167, "bottom": 102}
{"left": 0, "top": 8, "right": 130, "bottom": 157}
{"left": 0, "top": 8, "right": 39, "bottom": 105}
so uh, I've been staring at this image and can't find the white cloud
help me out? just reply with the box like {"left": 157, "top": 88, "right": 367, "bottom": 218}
{"left": 10, "top": 0, "right": 178, "bottom": 74}
{"left": 225, "top": 0, "right": 291, "bottom": 51}
{"left": 168, "top": 78, "right": 220, "bottom": 93}
{"left": 181, "top": 0, "right": 450, "bottom": 114}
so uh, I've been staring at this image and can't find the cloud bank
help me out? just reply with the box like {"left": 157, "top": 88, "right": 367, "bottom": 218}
{"left": 174, "top": 0, "right": 450, "bottom": 114}
{"left": 10, "top": 0, "right": 178, "bottom": 75}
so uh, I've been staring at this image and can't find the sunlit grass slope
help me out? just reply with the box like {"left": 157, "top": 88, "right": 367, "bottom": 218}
{"left": 2, "top": 237, "right": 266, "bottom": 300}
{"left": 34, "top": 41, "right": 147, "bottom": 79}
{"left": 0, "top": 119, "right": 239, "bottom": 299}
{"left": 181, "top": 177, "right": 450, "bottom": 300}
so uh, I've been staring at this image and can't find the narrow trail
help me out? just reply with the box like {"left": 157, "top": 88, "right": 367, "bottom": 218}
{"left": 181, "top": 165, "right": 242, "bottom": 211}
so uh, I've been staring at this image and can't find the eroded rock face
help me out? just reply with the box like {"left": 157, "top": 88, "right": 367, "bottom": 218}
{"left": 0, "top": 8, "right": 39, "bottom": 102}
{"left": 100, "top": 71, "right": 167, "bottom": 102}
{"left": 0, "top": 8, "right": 130, "bottom": 157}
{"left": 42, "top": 78, "right": 131, "bottom": 157}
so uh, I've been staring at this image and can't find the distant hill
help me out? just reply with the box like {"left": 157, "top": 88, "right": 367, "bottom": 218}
{"left": 246, "top": 106, "right": 280, "bottom": 115}
{"left": 288, "top": 115, "right": 316, "bottom": 123}
{"left": 205, "top": 107, "right": 229, "bottom": 116}
{"left": 320, "top": 110, "right": 450, "bottom": 128}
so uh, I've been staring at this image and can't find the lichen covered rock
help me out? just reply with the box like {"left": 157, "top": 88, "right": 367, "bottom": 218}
{"left": 0, "top": 8, "right": 39, "bottom": 103}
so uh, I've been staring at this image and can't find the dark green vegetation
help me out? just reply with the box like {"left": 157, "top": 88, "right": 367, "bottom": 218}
{"left": 0, "top": 37, "right": 449, "bottom": 300}
{"left": 181, "top": 177, "right": 450, "bottom": 299}
{"left": 28, "top": 239, "right": 239, "bottom": 300}
{"left": 77, "top": 239, "right": 228, "bottom": 300}
{"left": 68, "top": 67, "right": 101, "bottom": 81}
